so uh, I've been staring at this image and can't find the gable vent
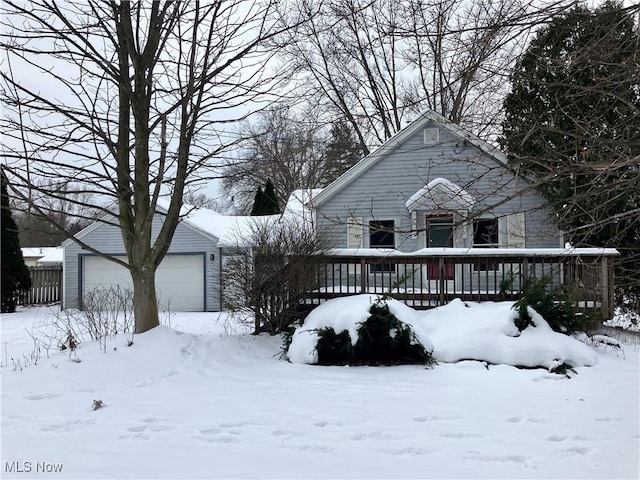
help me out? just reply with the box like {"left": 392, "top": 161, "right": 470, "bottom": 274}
{"left": 423, "top": 128, "right": 440, "bottom": 145}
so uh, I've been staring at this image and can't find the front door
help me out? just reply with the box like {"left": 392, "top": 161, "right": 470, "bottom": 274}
{"left": 426, "top": 215, "right": 454, "bottom": 280}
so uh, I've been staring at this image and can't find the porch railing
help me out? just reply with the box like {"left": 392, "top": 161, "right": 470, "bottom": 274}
{"left": 308, "top": 248, "right": 618, "bottom": 320}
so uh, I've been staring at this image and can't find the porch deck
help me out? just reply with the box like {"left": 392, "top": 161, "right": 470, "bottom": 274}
{"left": 308, "top": 247, "right": 618, "bottom": 320}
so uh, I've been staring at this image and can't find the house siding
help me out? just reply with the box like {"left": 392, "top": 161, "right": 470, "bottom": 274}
{"left": 63, "top": 213, "right": 220, "bottom": 311}
{"left": 316, "top": 119, "right": 560, "bottom": 251}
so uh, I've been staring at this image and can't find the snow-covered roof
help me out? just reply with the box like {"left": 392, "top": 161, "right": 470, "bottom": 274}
{"left": 159, "top": 188, "right": 322, "bottom": 248}
{"left": 405, "top": 178, "right": 476, "bottom": 211}
{"left": 21, "top": 247, "right": 63, "bottom": 264}
{"left": 62, "top": 188, "right": 320, "bottom": 250}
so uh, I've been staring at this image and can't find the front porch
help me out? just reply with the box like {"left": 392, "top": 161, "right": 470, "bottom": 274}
{"left": 308, "top": 248, "right": 618, "bottom": 321}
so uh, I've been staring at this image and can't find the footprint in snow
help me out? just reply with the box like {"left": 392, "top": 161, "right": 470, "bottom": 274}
{"left": 439, "top": 432, "right": 484, "bottom": 439}
{"left": 558, "top": 447, "right": 592, "bottom": 456}
{"left": 506, "top": 414, "right": 551, "bottom": 424}
{"left": 350, "top": 431, "right": 392, "bottom": 441}
{"left": 594, "top": 416, "right": 622, "bottom": 422}
{"left": 313, "top": 420, "right": 348, "bottom": 428}
{"left": 382, "top": 447, "right": 430, "bottom": 456}
{"left": 24, "top": 393, "right": 60, "bottom": 401}
{"left": 272, "top": 430, "right": 304, "bottom": 437}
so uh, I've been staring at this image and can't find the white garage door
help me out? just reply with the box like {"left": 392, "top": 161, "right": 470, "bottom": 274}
{"left": 82, "top": 254, "right": 205, "bottom": 311}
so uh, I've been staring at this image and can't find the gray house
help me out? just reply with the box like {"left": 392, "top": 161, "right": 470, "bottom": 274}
{"left": 311, "top": 110, "right": 562, "bottom": 252}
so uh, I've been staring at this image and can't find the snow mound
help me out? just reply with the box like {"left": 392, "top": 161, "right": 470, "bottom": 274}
{"left": 287, "top": 295, "right": 598, "bottom": 370}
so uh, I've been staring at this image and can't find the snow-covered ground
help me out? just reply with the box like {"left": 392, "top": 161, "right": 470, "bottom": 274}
{"left": 1, "top": 301, "right": 639, "bottom": 479}
{"left": 606, "top": 307, "right": 640, "bottom": 333}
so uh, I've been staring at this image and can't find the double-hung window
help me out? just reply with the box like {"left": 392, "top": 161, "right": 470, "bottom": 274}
{"left": 369, "top": 220, "right": 395, "bottom": 272}
{"left": 473, "top": 218, "right": 499, "bottom": 270}
{"left": 473, "top": 219, "right": 499, "bottom": 248}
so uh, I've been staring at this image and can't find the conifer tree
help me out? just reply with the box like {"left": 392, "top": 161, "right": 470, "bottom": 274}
{"left": 1, "top": 168, "right": 31, "bottom": 313}
{"left": 251, "top": 180, "right": 280, "bottom": 216}
{"left": 500, "top": 2, "right": 640, "bottom": 309}
{"left": 250, "top": 186, "right": 265, "bottom": 216}
{"left": 262, "top": 179, "right": 280, "bottom": 215}
{"left": 322, "top": 121, "right": 364, "bottom": 185}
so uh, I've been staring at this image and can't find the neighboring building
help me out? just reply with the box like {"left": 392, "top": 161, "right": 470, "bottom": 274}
{"left": 310, "top": 110, "right": 562, "bottom": 251}
{"left": 21, "top": 247, "right": 63, "bottom": 267}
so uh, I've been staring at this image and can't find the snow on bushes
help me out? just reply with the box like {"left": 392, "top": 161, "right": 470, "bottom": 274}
{"left": 286, "top": 295, "right": 598, "bottom": 370}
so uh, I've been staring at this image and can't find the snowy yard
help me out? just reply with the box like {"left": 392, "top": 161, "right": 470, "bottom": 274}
{"left": 1, "top": 300, "right": 639, "bottom": 479}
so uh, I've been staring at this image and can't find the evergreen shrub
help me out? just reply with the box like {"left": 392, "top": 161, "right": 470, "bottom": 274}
{"left": 513, "top": 276, "right": 585, "bottom": 334}
{"left": 313, "top": 298, "right": 435, "bottom": 366}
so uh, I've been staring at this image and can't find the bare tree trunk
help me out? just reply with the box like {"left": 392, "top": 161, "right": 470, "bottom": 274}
{"left": 131, "top": 266, "right": 160, "bottom": 334}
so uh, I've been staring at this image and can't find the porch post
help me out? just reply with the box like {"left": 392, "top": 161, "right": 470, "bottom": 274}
{"left": 438, "top": 257, "right": 445, "bottom": 306}
{"left": 360, "top": 258, "right": 367, "bottom": 293}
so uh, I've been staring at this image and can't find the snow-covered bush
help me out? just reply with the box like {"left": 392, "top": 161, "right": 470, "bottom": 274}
{"left": 288, "top": 296, "right": 435, "bottom": 366}
{"left": 287, "top": 295, "right": 598, "bottom": 371}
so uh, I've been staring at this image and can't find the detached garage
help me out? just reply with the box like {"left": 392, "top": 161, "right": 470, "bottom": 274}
{"left": 62, "top": 192, "right": 315, "bottom": 312}
{"left": 61, "top": 204, "right": 252, "bottom": 312}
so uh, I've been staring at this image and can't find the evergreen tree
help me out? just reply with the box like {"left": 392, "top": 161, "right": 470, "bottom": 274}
{"left": 322, "top": 120, "right": 364, "bottom": 185}
{"left": 262, "top": 179, "right": 280, "bottom": 215}
{"left": 1, "top": 168, "right": 31, "bottom": 313}
{"left": 250, "top": 180, "right": 280, "bottom": 216}
{"left": 500, "top": 2, "right": 640, "bottom": 309}
{"left": 250, "top": 186, "right": 265, "bottom": 216}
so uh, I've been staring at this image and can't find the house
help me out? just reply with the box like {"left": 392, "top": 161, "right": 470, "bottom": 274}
{"left": 61, "top": 191, "right": 316, "bottom": 312}
{"left": 21, "top": 247, "right": 63, "bottom": 267}
{"left": 305, "top": 110, "right": 620, "bottom": 316}
{"left": 310, "top": 110, "right": 562, "bottom": 252}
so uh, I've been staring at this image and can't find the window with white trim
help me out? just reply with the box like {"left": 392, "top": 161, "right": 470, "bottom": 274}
{"left": 369, "top": 220, "right": 395, "bottom": 272}
{"left": 473, "top": 218, "right": 499, "bottom": 248}
{"left": 473, "top": 218, "right": 499, "bottom": 271}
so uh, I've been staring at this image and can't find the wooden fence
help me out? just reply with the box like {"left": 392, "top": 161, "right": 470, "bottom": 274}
{"left": 19, "top": 266, "right": 63, "bottom": 306}
{"left": 308, "top": 248, "right": 618, "bottom": 321}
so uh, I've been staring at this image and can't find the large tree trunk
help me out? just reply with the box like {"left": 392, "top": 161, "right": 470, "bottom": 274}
{"left": 131, "top": 267, "right": 160, "bottom": 334}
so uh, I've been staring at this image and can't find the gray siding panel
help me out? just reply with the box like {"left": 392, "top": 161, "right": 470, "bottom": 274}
{"left": 318, "top": 121, "right": 560, "bottom": 251}
{"left": 64, "top": 214, "right": 220, "bottom": 311}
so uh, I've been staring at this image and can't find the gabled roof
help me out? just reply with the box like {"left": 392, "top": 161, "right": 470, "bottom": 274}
{"left": 405, "top": 178, "right": 475, "bottom": 212}
{"left": 310, "top": 110, "right": 509, "bottom": 208}
{"left": 62, "top": 189, "right": 322, "bottom": 249}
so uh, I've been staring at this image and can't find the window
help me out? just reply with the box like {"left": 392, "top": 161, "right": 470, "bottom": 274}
{"left": 369, "top": 220, "right": 395, "bottom": 272}
{"left": 473, "top": 218, "right": 499, "bottom": 271}
{"left": 473, "top": 218, "right": 499, "bottom": 247}
{"left": 369, "top": 220, "right": 395, "bottom": 248}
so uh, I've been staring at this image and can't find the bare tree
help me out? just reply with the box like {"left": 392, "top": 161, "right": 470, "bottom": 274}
{"left": 10, "top": 180, "right": 95, "bottom": 247}
{"left": 1, "top": 1, "right": 303, "bottom": 333}
{"left": 222, "top": 215, "right": 326, "bottom": 334}
{"left": 222, "top": 105, "right": 329, "bottom": 213}
{"left": 278, "top": 0, "right": 575, "bottom": 148}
